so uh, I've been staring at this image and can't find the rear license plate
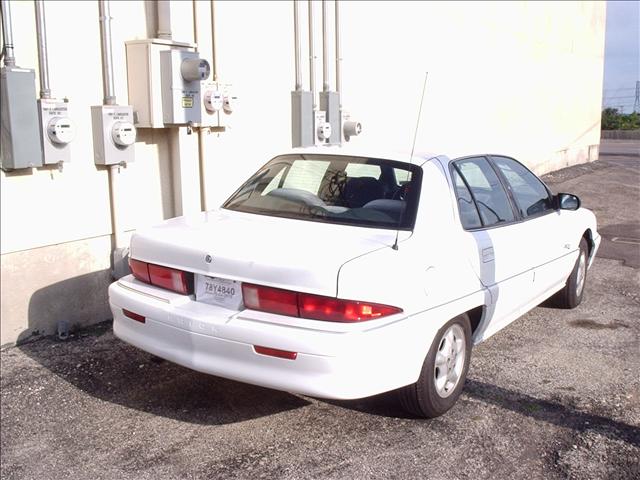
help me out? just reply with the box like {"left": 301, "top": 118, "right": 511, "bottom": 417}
{"left": 195, "top": 275, "right": 243, "bottom": 310}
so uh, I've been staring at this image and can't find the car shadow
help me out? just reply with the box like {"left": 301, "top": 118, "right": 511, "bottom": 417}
{"left": 330, "top": 378, "right": 640, "bottom": 448}
{"left": 16, "top": 321, "right": 310, "bottom": 426}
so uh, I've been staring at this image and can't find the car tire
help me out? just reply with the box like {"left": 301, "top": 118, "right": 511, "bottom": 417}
{"left": 551, "top": 237, "right": 589, "bottom": 309}
{"left": 398, "top": 314, "right": 472, "bottom": 418}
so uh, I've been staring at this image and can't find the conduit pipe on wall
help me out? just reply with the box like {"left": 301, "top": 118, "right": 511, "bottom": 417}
{"left": 308, "top": 0, "right": 316, "bottom": 109}
{"left": 210, "top": 0, "right": 218, "bottom": 82}
{"left": 1, "top": 0, "right": 16, "bottom": 67}
{"left": 34, "top": 0, "right": 51, "bottom": 99}
{"left": 335, "top": 0, "right": 342, "bottom": 108}
{"left": 193, "top": 0, "right": 210, "bottom": 212}
{"left": 293, "top": 0, "right": 302, "bottom": 91}
{"left": 322, "top": 0, "right": 329, "bottom": 92}
{"left": 98, "top": 0, "right": 125, "bottom": 251}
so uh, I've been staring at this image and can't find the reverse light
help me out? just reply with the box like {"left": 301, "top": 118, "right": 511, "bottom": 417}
{"left": 241, "top": 283, "right": 402, "bottom": 323}
{"left": 128, "top": 259, "right": 192, "bottom": 295}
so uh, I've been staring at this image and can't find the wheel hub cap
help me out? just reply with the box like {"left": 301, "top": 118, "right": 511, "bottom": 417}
{"left": 434, "top": 324, "right": 466, "bottom": 398}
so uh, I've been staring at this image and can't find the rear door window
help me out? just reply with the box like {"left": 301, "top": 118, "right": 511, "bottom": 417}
{"left": 453, "top": 157, "right": 516, "bottom": 227}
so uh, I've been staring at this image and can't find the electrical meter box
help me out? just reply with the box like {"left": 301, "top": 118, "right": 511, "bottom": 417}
{"left": 91, "top": 105, "right": 136, "bottom": 165}
{"left": 38, "top": 98, "right": 74, "bottom": 165}
{"left": 291, "top": 90, "right": 314, "bottom": 148}
{"left": 125, "top": 39, "right": 196, "bottom": 128}
{"left": 1, "top": 67, "right": 44, "bottom": 170}
{"left": 160, "top": 49, "right": 209, "bottom": 125}
{"left": 320, "top": 91, "right": 340, "bottom": 145}
{"left": 201, "top": 81, "right": 234, "bottom": 129}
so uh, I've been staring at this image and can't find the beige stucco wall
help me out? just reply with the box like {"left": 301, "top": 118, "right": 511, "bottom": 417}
{"left": 0, "top": 1, "right": 606, "bottom": 345}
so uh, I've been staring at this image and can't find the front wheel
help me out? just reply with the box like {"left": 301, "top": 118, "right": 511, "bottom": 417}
{"left": 398, "top": 314, "right": 472, "bottom": 418}
{"left": 551, "top": 237, "right": 589, "bottom": 309}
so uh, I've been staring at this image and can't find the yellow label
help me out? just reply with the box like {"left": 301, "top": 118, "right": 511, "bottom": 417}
{"left": 182, "top": 97, "right": 194, "bottom": 108}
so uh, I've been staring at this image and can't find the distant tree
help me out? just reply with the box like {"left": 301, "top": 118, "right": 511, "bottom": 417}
{"left": 601, "top": 108, "right": 639, "bottom": 130}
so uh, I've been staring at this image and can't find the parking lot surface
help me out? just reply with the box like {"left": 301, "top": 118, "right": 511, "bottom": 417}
{"left": 1, "top": 140, "right": 639, "bottom": 480}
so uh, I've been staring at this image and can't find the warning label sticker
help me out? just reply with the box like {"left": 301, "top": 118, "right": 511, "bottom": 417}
{"left": 182, "top": 97, "right": 194, "bottom": 108}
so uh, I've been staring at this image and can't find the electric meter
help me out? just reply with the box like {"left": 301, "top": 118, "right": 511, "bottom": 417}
{"left": 223, "top": 94, "right": 236, "bottom": 115}
{"left": 204, "top": 88, "right": 224, "bottom": 113}
{"left": 317, "top": 122, "right": 332, "bottom": 141}
{"left": 111, "top": 121, "right": 137, "bottom": 147}
{"left": 181, "top": 58, "right": 211, "bottom": 82}
{"left": 47, "top": 117, "right": 75, "bottom": 145}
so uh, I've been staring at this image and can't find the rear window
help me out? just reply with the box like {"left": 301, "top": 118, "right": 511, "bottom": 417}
{"left": 223, "top": 154, "right": 423, "bottom": 230}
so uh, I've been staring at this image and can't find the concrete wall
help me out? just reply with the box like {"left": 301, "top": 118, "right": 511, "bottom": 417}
{"left": 0, "top": 1, "right": 606, "bottom": 346}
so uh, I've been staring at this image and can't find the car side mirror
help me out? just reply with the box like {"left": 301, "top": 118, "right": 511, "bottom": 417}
{"left": 556, "top": 193, "right": 580, "bottom": 211}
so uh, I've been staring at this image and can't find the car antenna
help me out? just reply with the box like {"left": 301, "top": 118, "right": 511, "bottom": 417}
{"left": 392, "top": 71, "right": 429, "bottom": 251}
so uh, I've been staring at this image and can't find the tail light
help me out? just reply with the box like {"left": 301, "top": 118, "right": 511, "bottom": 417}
{"left": 241, "top": 283, "right": 402, "bottom": 323}
{"left": 129, "top": 259, "right": 192, "bottom": 295}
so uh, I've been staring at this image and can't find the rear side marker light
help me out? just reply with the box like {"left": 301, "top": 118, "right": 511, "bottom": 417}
{"left": 242, "top": 283, "right": 402, "bottom": 323}
{"left": 123, "top": 309, "right": 146, "bottom": 323}
{"left": 254, "top": 345, "right": 298, "bottom": 360}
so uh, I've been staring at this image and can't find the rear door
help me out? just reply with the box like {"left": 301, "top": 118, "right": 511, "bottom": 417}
{"left": 451, "top": 156, "right": 534, "bottom": 340}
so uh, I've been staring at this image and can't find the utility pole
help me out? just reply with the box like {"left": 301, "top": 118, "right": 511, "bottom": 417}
{"left": 634, "top": 80, "right": 640, "bottom": 113}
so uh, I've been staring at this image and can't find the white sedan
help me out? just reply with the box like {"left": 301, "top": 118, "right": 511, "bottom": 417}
{"left": 109, "top": 149, "right": 600, "bottom": 417}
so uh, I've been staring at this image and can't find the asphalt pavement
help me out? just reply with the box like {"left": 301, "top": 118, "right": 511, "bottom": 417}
{"left": 1, "top": 140, "right": 639, "bottom": 480}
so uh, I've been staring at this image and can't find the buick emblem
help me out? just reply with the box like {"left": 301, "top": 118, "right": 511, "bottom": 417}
{"left": 205, "top": 255, "right": 213, "bottom": 264}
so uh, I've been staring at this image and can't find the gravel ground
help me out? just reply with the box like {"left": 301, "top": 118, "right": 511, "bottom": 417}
{"left": 1, "top": 141, "right": 639, "bottom": 480}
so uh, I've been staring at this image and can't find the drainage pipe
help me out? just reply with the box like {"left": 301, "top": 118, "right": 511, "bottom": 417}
{"left": 34, "top": 0, "right": 51, "bottom": 99}
{"left": 335, "top": 0, "right": 342, "bottom": 107}
{"left": 321, "top": 0, "right": 329, "bottom": 92}
{"left": 308, "top": 0, "right": 316, "bottom": 109}
{"left": 98, "top": 0, "right": 116, "bottom": 105}
{"left": 293, "top": 1, "right": 302, "bottom": 91}
{"left": 1, "top": 0, "right": 16, "bottom": 67}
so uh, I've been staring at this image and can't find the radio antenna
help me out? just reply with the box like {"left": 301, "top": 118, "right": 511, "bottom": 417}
{"left": 392, "top": 71, "right": 429, "bottom": 251}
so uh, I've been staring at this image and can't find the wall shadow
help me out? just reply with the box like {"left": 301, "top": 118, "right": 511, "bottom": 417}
{"left": 19, "top": 274, "right": 310, "bottom": 426}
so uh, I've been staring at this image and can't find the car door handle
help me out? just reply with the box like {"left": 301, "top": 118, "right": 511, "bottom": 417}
{"left": 482, "top": 247, "right": 494, "bottom": 263}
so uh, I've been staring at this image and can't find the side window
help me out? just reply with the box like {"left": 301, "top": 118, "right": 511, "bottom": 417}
{"left": 454, "top": 157, "right": 515, "bottom": 227}
{"left": 452, "top": 169, "right": 482, "bottom": 229}
{"left": 491, "top": 156, "right": 553, "bottom": 218}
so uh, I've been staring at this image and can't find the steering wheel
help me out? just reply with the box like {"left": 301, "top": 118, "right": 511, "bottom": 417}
{"left": 326, "top": 171, "right": 347, "bottom": 199}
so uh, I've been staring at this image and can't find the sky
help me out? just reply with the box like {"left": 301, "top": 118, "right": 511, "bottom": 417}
{"left": 602, "top": 1, "right": 640, "bottom": 113}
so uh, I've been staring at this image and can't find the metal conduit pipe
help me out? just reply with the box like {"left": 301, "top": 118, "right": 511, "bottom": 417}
{"left": 193, "top": 0, "right": 210, "bottom": 212}
{"left": 98, "top": 0, "right": 116, "bottom": 105}
{"left": 293, "top": 0, "right": 302, "bottom": 91}
{"left": 335, "top": 0, "right": 342, "bottom": 108}
{"left": 98, "top": 0, "right": 124, "bottom": 250}
{"left": 321, "top": 0, "right": 329, "bottom": 92}
{"left": 210, "top": 0, "right": 218, "bottom": 82}
{"left": 34, "top": 0, "right": 51, "bottom": 99}
{"left": 308, "top": 0, "right": 316, "bottom": 109}
{"left": 1, "top": 0, "right": 16, "bottom": 67}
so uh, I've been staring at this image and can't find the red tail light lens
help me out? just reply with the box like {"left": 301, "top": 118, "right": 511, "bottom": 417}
{"left": 148, "top": 263, "right": 191, "bottom": 295}
{"left": 129, "top": 258, "right": 150, "bottom": 283}
{"left": 242, "top": 283, "right": 298, "bottom": 317}
{"left": 298, "top": 293, "right": 401, "bottom": 322}
{"left": 128, "top": 258, "right": 192, "bottom": 295}
{"left": 241, "top": 283, "right": 402, "bottom": 323}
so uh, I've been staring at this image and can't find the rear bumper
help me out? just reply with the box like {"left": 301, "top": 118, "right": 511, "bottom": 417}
{"left": 109, "top": 276, "right": 432, "bottom": 400}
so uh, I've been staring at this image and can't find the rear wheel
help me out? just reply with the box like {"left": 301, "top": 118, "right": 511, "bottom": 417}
{"left": 398, "top": 314, "right": 472, "bottom": 418}
{"left": 551, "top": 237, "right": 589, "bottom": 309}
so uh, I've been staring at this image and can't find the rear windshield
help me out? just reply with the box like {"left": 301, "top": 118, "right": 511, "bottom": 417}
{"left": 222, "top": 154, "right": 422, "bottom": 230}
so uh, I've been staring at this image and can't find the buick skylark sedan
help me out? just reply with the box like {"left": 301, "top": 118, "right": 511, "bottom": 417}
{"left": 109, "top": 150, "right": 600, "bottom": 417}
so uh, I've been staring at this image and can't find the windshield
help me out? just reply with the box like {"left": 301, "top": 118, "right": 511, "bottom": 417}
{"left": 222, "top": 154, "right": 422, "bottom": 230}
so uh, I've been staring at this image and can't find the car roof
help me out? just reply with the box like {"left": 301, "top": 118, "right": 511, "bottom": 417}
{"left": 279, "top": 146, "right": 446, "bottom": 166}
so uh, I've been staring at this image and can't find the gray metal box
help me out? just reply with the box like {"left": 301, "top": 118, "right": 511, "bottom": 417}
{"left": 291, "top": 90, "right": 314, "bottom": 148}
{"left": 38, "top": 99, "right": 72, "bottom": 165}
{"left": 319, "top": 91, "right": 341, "bottom": 145}
{"left": 0, "top": 67, "right": 43, "bottom": 170}
{"left": 160, "top": 49, "right": 203, "bottom": 125}
{"left": 91, "top": 105, "right": 135, "bottom": 165}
